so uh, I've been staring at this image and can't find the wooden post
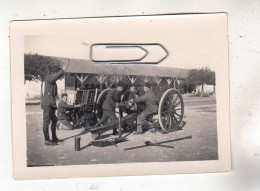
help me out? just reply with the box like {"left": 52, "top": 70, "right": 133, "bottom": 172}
{"left": 166, "top": 78, "right": 172, "bottom": 88}
{"left": 176, "top": 79, "right": 182, "bottom": 90}
{"left": 96, "top": 74, "right": 107, "bottom": 90}
{"left": 156, "top": 78, "right": 162, "bottom": 85}
{"left": 128, "top": 76, "right": 137, "bottom": 84}
{"left": 144, "top": 77, "right": 150, "bottom": 83}
{"left": 76, "top": 74, "right": 89, "bottom": 83}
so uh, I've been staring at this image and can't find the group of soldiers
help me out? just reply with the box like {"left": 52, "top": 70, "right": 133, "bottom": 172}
{"left": 41, "top": 62, "right": 159, "bottom": 146}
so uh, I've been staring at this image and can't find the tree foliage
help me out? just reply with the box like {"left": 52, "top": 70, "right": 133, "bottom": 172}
{"left": 24, "top": 54, "right": 62, "bottom": 82}
{"left": 186, "top": 67, "right": 215, "bottom": 86}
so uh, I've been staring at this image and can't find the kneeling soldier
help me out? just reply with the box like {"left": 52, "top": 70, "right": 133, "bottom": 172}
{"left": 57, "top": 93, "right": 80, "bottom": 130}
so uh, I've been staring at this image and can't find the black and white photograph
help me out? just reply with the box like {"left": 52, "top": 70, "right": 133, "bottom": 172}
{"left": 11, "top": 13, "right": 230, "bottom": 179}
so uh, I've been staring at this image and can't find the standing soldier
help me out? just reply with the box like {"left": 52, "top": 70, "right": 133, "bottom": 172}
{"left": 41, "top": 62, "right": 69, "bottom": 145}
{"left": 130, "top": 82, "right": 158, "bottom": 134}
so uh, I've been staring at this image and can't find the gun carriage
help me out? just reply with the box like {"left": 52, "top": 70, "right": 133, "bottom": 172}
{"left": 66, "top": 86, "right": 184, "bottom": 142}
{"left": 62, "top": 59, "right": 188, "bottom": 146}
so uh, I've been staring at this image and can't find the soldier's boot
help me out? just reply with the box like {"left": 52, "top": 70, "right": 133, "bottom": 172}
{"left": 52, "top": 138, "right": 64, "bottom": 143}
{"left": 148, "top": 122, "right": 157, "bottom": 133}
{"left": 45, "top": 140, "right": 58, "bottom": 146}
{"left": 133, "top": 125, "right": 143, "bottom": 135}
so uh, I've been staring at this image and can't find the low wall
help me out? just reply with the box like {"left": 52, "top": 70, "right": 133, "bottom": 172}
{"left": 25, "top": 79, "right": 65, "bottom": 100}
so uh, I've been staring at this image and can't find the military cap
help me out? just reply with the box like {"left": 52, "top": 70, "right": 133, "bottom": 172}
{"left": 117, "top": 81, "right": 125, "bottom": 88}
{"left": 144, "top": 82, "right": 152, "bottom": 89}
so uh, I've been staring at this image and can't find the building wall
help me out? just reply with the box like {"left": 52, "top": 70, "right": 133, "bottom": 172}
{"left": 65, "top": 73, "right": 181, "bottom": 91}
{"left": 194, "top": 84, "right": 216, "bottom": 94}
{"left": 25, "top": 79, "right": 65, "bottom": 99}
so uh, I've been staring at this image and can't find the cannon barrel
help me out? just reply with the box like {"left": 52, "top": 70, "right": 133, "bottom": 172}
{"left": 90, "top": 112, "right": 139, "bottom": 133}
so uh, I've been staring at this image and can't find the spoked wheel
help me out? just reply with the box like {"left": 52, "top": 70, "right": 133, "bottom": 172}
{"left": 96, "top": 89, "right": 110, "bottom": 120}
{"left": 158, "top": 88, "right": 184, "bottom": 132}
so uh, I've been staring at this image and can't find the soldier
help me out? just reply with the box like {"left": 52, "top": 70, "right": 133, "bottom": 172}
{"left": 121, "top": 85, "right": 138, "bottom": 112}
{"left": 57, "top": 93, "right": 80, "bottom": 130}
{"left": 128, "top": 85, "right": 138, "bottom": 100}
{"left": 41, "top": 62, "right": 69, "bottom": 145}
{"left": 130, "top": 82, "right": 158, "bottom": 134}
{"left": 92, "top": 81, "right": 124, "bottom": 135}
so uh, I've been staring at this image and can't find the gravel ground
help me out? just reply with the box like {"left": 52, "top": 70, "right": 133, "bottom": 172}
{"left": 26, "top": 94, "right": 218, "bottom": 166}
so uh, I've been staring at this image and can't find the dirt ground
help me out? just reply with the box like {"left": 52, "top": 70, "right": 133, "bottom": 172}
{"left": 26, "top": 94, "right": 218, "bottom": 166}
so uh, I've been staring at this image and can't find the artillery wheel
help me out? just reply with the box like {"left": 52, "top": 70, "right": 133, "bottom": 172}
{"left": 96, "top": 89, "right": 110, "bottom": 120}
{"left": 158, "top": 88, "right": 184, "bottom": 132}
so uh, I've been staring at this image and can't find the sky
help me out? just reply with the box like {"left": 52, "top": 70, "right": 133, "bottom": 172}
{"left": 24, "top": 14, "right": 228, "bottom": 71}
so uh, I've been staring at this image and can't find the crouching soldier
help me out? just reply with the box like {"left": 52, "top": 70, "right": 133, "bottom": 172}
{"left": 92, "top": 82, "right": 124, "bottom": 135}
{"left": 57, "top": 93, "right": 80, "bottom": 130}
{"left": 130, "top": 83, "right": 158, "bottom": 134}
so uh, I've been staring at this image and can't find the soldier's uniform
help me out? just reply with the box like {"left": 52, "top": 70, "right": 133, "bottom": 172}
{"left": 94, "top": 88, "right": 121, "bottom": 134}
{"left": 122, "top": 90, "right": 137, "bottom": 103}
{"left": 120, "top": 89, "right": 138, "bottom": 114}
{"left": 133, "top": 89, "right": 158, "bottom": 133}
{"left": 57, "top": 99, "right": 74, "bottom": 130}
{"left": 41, "top": 69, "right": 64, "bottom": 142}
{"left": 128, "top": 90, "right": 137, "bottom": 100}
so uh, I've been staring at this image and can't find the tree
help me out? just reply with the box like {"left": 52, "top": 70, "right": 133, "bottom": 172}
{"left": 186, "top": 67, "right": 215, "bottom": 95}
{"left": 207, "top": 70, "right": 216, "bottom": 92}
{"left": 24, "top": 54, "right": 62, "bottom": 97}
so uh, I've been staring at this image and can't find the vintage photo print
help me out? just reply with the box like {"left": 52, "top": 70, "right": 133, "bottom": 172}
{"left": 10, "top": 13, "right": 231, "bottom": 180}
